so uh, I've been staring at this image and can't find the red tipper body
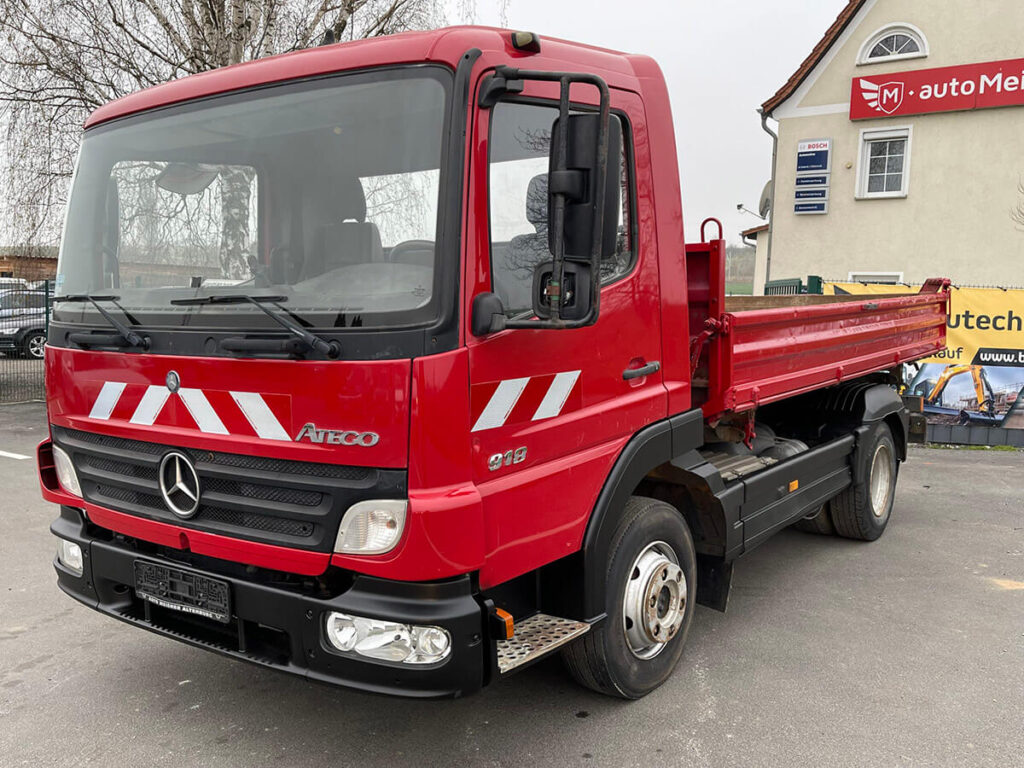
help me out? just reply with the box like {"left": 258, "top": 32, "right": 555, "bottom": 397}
{"left": 40, "top": 26, "right": 948, "bottom": 698}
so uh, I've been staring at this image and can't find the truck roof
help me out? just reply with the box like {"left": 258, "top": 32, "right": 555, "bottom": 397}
{"left": 85, "top": 26, "right": 659, "bottom": 129}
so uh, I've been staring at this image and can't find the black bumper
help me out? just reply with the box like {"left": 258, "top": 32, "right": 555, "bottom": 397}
{"left": 51, "top": 507, "right": 490, "bottom": 698}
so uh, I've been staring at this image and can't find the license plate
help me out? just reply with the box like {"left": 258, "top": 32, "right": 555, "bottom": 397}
{"left": 134, "top": 560, "right": 231, "bottom": 624}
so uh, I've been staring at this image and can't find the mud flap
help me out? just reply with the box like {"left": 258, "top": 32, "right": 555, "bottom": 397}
{"left": 696, "top": 557, "right": 733, "bottom": 613}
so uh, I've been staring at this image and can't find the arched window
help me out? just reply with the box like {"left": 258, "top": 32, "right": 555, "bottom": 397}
{"left": 857, "top": 24, "right": 928, "bottom": 65}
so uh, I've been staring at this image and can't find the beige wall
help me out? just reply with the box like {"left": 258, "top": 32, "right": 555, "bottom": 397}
{"left": 752, "top": 231, "right": 769, "bottom": 295}
{"left": 767, "top": 0, "right": 1024, "bottom": 288}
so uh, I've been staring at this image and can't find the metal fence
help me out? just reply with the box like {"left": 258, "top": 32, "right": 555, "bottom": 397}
{"left": 764, "top": 275, "right": 824, "bottom": 295}
{"left": 0, "top": 258, "right": 54, "bottom": 403}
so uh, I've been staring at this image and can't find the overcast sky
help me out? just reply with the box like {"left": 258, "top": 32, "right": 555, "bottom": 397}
{"left": 0, "top": 1, "right": 847, "bottom": 248}
{"left": 473, "top": 0, "right": 848, "bottom": 244}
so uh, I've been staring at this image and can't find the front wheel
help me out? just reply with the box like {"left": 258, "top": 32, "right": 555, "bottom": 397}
{"left": 562, "top": 496, "right": 697, "bottom": 699}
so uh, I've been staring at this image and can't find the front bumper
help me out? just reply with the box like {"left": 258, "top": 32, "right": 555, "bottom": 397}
{"left": 52, "top": 506, "right": 490, "bottom": 698}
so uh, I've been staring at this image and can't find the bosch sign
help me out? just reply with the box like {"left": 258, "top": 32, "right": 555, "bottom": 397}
{"left": 851, "top": 57, "right": 1024, "bottom": 120}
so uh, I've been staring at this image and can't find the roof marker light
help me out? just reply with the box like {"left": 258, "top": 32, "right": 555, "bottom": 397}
{"left": 510, "top": 31, "right": 541, "bottom": 54}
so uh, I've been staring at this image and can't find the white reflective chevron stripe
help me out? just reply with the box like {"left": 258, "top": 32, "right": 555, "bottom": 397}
{"left": 178, "top": 388, "right": 229, "bottom": 434}
{"left": 88, "top": 381, "right": 126, "bottom": 420}
{"left": 130, "top": 385, "right": 171, "bottom": 426}
{"left": 230, "top": 391, "right": 290, "bottom": 441}
{"left": 532, "top": 370, "right": 581, "bottom": 421}
{"left": 472, "top": 377, "right": 530, "bottom": 432}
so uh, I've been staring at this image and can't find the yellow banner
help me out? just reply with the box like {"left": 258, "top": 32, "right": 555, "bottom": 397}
{"left": 824, "top": 283, "right": 1024, "bottom": 367}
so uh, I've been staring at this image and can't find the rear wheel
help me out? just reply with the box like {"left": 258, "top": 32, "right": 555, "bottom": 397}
{"left": 562, "top": 496, "right": 696, "bottom": 699}
{"left": 22, "top": 331, "right": 46, "bottom": 360}
{"left": 830, "top": 422, "right": 898, "bottom": 541}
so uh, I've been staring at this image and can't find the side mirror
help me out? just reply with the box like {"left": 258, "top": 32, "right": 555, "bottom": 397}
{"left": 547, "top": 113, "right": 622, "bottom": 265}
{"left": 532, "top": 261, "right": 592, "bottom": 322}
{"left": 471, "top": 292, "right": 507, "bottom": 336}
{"left": 478, "top": 67, "right": 617, "bottom": 331}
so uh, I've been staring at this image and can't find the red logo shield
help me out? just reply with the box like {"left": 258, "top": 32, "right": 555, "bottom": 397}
{"left": 859, "top": 79, "right": 906, "bottom": 115}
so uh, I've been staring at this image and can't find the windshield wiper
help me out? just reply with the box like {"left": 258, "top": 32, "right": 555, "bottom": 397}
{"left": 171, "top": 294, "right": 340, "bottom": 358}
{"left": 54, "top": 294, "right": 148, "bottom": 349}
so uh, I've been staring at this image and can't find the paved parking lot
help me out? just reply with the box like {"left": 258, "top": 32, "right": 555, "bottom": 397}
{"left": 1, "top": 402, "right": 1021, "bottom": 767}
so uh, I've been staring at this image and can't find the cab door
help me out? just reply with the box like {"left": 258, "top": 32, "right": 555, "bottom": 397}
{"left": 465, "top": 85, "right": 667, "bottom": 587}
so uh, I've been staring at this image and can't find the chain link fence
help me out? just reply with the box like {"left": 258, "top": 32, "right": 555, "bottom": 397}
{"left": 0, "top": 251, "right": 56, "bottom": 403}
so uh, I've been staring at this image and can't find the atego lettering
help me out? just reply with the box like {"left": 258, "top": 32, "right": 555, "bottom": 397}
{"left": 295, "top": 423, "right": 380, "bottom": 446}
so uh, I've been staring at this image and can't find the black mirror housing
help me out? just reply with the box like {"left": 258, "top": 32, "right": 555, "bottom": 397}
{"left": 548, "top": 113, "right": 622, "bottom": 264}
{"left": 532, "top": 261, "right": 592, "bottom": 322}
{"left": 471, "top": 291, "right": 507, "bottom": 336}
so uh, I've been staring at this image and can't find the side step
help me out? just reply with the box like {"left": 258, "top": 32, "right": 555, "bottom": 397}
{"left": 496, "top": 613, "right": 590, "bottom": 675}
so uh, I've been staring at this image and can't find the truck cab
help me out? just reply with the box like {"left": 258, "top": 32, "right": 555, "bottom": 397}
{"left": 41, "top": 27, "right": 947, "bottom": 699}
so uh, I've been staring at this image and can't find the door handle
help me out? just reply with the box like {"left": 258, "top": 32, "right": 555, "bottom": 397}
{"left": 622, "top": 361, "right": 661, "bottom": 380}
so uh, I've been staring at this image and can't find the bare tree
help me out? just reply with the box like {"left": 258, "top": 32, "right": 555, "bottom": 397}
{"left": 0, "top": 0, "right": 506, "bottom": 273}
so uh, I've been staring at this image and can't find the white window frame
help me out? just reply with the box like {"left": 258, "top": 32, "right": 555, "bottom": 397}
{"left": 856, "top": 126, "right": 912, "bottom": 200}
{"left": 848, "top": 271, "right": 904, "bottom": 284}
{"left": 856, "top": 23, "right": 929, "bottom": 65}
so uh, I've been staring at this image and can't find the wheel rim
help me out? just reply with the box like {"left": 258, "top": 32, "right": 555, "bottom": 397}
{"left": 869, "top": 442, "right": 894, "bottom": 517}
{"left": 622, "top": 541, "right": 686, "bottom": 660}
{"left": 28, "top": 334, "right": 45, "bottom": 359}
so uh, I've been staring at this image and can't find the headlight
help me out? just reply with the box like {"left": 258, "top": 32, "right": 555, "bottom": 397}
{"left": 324, "top": 611, "right": 451, "bottom": 665}
{"left": 334, "top": 500, "right": 406, "bottom": 555}
{"left": 56, "top": 538, "right": 84, "bottom": 576}
{"left": 52, "top": 445, "right": 81, "bottom": 497}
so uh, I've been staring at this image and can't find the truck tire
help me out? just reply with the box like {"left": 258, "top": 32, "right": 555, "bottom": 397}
{"left": 562, "top": 496, "right": 696, "bottom": 699}
{"left": 830, "top": 422, "right": 898, "bottom": 541}
{"left": 794, "top": 505, "right": 835, "bottom": 535}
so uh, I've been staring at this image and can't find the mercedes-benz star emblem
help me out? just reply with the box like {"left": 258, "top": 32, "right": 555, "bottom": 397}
{"left": 158, "top": 452, "right": 201, "bottom": 519}
{"left": 166, "top": 370, "right": 180, "bottom": 393}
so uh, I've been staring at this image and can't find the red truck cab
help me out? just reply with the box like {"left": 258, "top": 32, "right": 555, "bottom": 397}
{"left": 40, "top": 27, "right": 947, "bottom": 698}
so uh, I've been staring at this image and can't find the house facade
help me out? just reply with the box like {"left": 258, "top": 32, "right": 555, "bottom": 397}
{"left": 758, "top": 0, "right": 1024, "bottom": 293}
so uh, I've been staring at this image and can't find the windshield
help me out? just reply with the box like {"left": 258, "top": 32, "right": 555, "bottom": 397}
{"left": 56, "top": 68, "right": 450, "bottom": 332}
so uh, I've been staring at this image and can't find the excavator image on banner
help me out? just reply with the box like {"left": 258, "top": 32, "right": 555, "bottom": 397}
{"left": 908, "top": 364, "right": 1001, "bottom": 425}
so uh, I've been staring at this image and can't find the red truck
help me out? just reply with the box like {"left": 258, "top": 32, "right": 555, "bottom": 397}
{"left": 39, "top": 27, "right": 949, "bottom": 699}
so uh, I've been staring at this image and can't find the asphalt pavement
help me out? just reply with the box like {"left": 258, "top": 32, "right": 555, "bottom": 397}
{"left": 1, "top": 402, "right": 1022, "bottom": 767}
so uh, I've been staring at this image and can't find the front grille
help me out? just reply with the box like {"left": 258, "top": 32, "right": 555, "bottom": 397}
{"left": 53, "top": 426, "right": 406, "bottom": 553}
{"left": 93, "top": 484, "right": 314, "bottom": 538}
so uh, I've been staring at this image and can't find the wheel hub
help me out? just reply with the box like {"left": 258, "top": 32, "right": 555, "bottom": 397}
{"left": 28, "top": 334, "right": 45, "bottom": 359}
{"left": 622, "top": 541, "right": 686, "bottom": 659}
{"left": 869, "top": 442, "right": 894, "bottom": 517}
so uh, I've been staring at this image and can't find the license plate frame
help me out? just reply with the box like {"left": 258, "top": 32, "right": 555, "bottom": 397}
{"left": 134, "top": 560, "right": 232, "bottom": 624}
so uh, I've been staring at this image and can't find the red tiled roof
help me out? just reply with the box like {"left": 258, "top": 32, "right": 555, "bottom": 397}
{"left": 761, "top": 0, "right": 867, "bottom": 115}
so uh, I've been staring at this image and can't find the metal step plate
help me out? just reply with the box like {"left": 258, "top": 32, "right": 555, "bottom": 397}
{"left": 496, "top": 613, "right": 590, "bottom": 675}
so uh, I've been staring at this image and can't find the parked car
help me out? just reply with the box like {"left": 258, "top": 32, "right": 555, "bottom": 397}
{"left": 0, "top": 288, "right": 51, "bottom": 359}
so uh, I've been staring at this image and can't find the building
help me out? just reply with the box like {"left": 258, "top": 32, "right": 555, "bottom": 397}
{"left": 757, "top": 0, "right": 1024, "bottom": 293}
{"left": 0, "top": 246, "right": 58, "bottom": 282}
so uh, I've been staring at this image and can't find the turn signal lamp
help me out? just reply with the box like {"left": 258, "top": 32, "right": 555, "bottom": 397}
{"left": 52, "top": 445, "right": 81, "bottom": 497}
{"left": 334, "top": 500, "right": 406, "bottom": 555}
{"left": 494, "top": 608, "right": 514, "bottom": 640}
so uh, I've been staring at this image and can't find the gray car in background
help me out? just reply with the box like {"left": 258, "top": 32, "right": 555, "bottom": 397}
{"left": 0, "top": 288, "right": 51, "bottom": 359}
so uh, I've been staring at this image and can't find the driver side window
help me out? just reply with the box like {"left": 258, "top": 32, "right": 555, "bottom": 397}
{"left": 487, "top": 101, "right": 634, "bottom": 317}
